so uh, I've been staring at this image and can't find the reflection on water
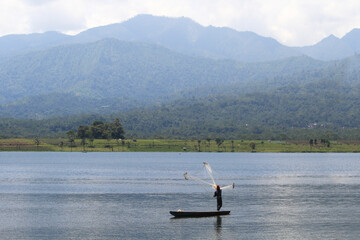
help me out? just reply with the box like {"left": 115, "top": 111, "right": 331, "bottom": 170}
{"left": 0, "top": 152, "right": 360, "bottom": 239}
{"left": 214, "top": 216, "right": 222, "bottom": 239}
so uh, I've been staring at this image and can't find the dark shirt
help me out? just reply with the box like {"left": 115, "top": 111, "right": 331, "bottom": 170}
{"left": 214, "top": 189, "right": 222, "bottom": 200}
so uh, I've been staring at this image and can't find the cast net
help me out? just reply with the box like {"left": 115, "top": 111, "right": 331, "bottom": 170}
{"left": 184, "top": 162, "right": 235, "bottom": 190}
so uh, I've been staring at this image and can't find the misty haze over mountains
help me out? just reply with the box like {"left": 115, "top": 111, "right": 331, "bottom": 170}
{"left": 1, "top": 14, "right": 360, "bottom": 138}
{"left": 0, "top": 14, "right": 359, "bottom": 63}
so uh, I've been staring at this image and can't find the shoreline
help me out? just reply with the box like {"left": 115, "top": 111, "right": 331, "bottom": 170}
{"left": 2, "top": 151, "right": 360, "bottom": 153}
{"left": 1, "top": 138, "right": 360, "bottom": 153}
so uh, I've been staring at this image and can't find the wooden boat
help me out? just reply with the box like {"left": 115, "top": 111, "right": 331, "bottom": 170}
{"left": 170, "top": 210, "right": 230, "bottom": 218}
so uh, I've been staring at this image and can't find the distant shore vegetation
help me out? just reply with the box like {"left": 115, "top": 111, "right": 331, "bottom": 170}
{"left": 2, "top": 138, "right": 360, "bottom": 153}
{"left": 2, "top": 118, "right": 360, "bottom": 152}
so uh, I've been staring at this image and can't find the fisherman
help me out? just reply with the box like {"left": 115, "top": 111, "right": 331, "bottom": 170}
{"left": 213, "top": 185, "right": 222, "bottom": 211}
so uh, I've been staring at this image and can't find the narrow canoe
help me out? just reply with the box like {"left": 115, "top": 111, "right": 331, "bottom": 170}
{"left": 170, "top": 210, "right": 230, "bottom": 218}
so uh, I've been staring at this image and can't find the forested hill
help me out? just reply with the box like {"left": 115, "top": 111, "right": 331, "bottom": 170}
{"left": 117, "top": 79, "right": 360, "bottom": 139}
{"left": 0, "top": 93, "right": 145, "bottom": 120}
{"left": 1, "top": 46, "right": 360, "bottom": 120}
{"left": 0, "top": 37, "right": 327, "bottom": 106}
{"left": 0, "top": 38, "right": 244, "bottom": 104}
{"left": 2, "top": 78, "right": 360, "bottom": 140}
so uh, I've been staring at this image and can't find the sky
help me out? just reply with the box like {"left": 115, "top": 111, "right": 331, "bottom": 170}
{"left": 0, "top": 0, "right": 359, "bottom": 46}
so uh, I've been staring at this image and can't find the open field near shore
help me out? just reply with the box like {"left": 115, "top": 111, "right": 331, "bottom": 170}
{"left": 1, "top": 138, "right": 360, "bottom": 152}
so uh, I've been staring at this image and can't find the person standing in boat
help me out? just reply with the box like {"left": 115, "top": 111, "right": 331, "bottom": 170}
{"left": 213, "top": 185, "right": 222, "bottom": 211}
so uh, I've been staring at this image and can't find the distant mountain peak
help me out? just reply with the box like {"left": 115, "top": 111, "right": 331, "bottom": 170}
{"left": 318, "top": 34, "right": 340, "bottom": 44}
{"left": 123, "top": 14, "right": 200, "bottom": 27}
{"left": 298, "top": 33, "right": 354, "bottom": 61}
{"left": 129, "top": 14, "right": 196, "bottom": 21}
{"left": 343, "top": 28, "right": 360, "bottom": 37}
{"left": 342, "top": 28, "right": 360, "bottom": 52}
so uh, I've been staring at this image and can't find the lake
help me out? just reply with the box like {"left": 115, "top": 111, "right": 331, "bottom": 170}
{"left": 0, "top": 152, "right": 360, "bottom": 239}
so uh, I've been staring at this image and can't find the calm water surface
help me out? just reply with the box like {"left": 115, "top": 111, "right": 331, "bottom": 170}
{"left": 0, "top": 152, "right": 360, "bottom": 239}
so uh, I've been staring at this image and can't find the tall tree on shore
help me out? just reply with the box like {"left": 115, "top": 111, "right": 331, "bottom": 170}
{"left": 110, "top": 118, "right": 125, "bottom": 139}
{"left": 215, "top": 137, "right": 224, "bottom": 151}
{"left": 77, "top": 125, "right": 90, "bottom": 151}
{"left": 90, "top": 121, "right": 106, "bottom": 139}
{"left": 67, "top": 130, "right": 76, "bottom": 151}
{"left": 34, "top": 137, "right": 40, "bottom": 151}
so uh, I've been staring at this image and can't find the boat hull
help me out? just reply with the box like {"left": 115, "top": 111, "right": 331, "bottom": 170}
{"left": 170, "top": 210, "right": 230, "bottom": 218}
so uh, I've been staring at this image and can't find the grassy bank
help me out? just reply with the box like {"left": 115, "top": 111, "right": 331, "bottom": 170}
{"left": 1, "top": 138, "right": 360, "bottom": 152}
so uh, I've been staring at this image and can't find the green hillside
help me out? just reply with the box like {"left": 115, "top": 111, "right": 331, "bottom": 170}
{"left": 1, "top": 38, "right": 360, "bottom": 140}
{"left": 0, "top": 38, "right": 245, "bottom": 104}
{"left": 2, "top": 78, "right": 360, "bottom": 140}
{"left": 117, "top": 80, "right": 360, "bottom": 139}
{"left": 0, "top": 93, "right": 145, "bottom": 119}
{"left": 2, "top": 51, "right": 360, "bottom": 119}
{"left": 0, "top": 38, "right": 334, "bottom": 117}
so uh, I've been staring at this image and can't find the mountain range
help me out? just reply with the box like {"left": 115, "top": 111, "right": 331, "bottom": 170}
{"left": 0, "top": 14, "right": 359, "bottom": 62}
{"left": 1, "top": 14, "right": 360, "bottom": 138}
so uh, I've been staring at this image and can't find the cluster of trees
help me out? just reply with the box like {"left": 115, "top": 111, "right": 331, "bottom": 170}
{"left": 76, "top": 119, "right": 125, "bottom": 140}
{"left": 309, "top": 139, "right": 331, "bottom": 147}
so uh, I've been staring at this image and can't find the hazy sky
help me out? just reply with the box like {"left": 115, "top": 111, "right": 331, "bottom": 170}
{"left": 0, "top": 0, "right": 359, "bottom": 46}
